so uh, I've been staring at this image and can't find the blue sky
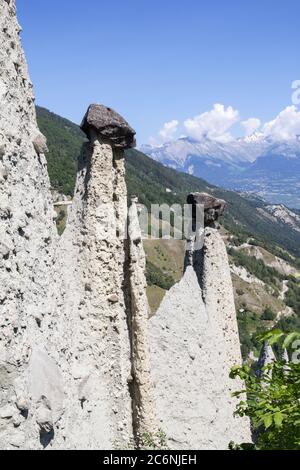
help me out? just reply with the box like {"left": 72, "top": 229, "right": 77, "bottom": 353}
{"left": 17, "top": 0, "right": 300, "bottom": 144}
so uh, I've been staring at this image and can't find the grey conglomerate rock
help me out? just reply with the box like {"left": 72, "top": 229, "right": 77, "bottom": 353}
{"left": 55, "top": 119, "right": 156, "bottom": 448}
{"left": 81, "top": 104, "right": 136, "bottom": 149}
{"left": 187, "top": 192, "right": 226, "bottom": 227}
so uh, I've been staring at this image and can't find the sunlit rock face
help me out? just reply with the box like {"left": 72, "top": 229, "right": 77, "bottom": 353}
{"left": 0, "top": 0, "right": 59, "bottom": 449}
{"left": 149, "top": 220, "right": 252, "bottom": 450}
{"left": 54, "top": 119, "right": 134, "bottom": 449}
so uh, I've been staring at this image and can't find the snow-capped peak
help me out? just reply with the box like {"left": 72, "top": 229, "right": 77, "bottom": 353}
{"left": 240, "top": 132, "right": 265, "bottom": 144}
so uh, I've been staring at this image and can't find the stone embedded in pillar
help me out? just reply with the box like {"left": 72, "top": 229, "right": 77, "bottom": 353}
{"left": 187, "top": 192, "right": 226, "bottom": 228}
{"left": 80, "top": 104, "right": 136, "bottom": 149}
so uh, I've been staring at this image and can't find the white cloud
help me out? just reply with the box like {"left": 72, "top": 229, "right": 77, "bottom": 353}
{"left": 183, "top": 104, "right": 239, "bottom": 143}
{"left": 159, "top": 120, "right": 179, "bottom": 142}
{"left": 241, "top": 118, "right": 261, "bottom": 136}
{"left": 263, "top": 106, "right": 300, "bottom": 140}
{"left": 149, "top": 103, "right": 300, "bottom": 147}
{"left": 148, "top": 136, "right": 159, "bottom": 146}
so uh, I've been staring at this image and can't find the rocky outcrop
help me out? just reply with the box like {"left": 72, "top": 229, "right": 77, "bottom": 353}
{"left": 0, "top": 0, "right": 59, "bottom": 449}
{"left": 81, "top": 104, "right": 136, "bottom": 149}
{"left": 187, "top": 192, "right": 226, "bottom": 228}
{"left": 257, "top": 341, "right": 276, "bottom": 377}
{"left": 202, "top": 227, "right": 245, "bottom": 371}
{"left": 149, "top": 197, "right": 252, "bottom": 449}
{"left": 52, "top": 130, "right": 133, "bottom": 449}
{"left": 266, "top": 204, "right": 300, "bottom": 234}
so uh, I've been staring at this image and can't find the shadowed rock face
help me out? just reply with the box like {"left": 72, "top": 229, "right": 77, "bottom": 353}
{"left": 187, "top": 192, "right": 226, "bottom": 228}
{"left": 81, "top": 104, "right": 136, "bottom": 149}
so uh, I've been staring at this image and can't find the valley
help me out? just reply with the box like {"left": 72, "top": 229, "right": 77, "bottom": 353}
{"left": 142, "top": 135, "right": 300, "bottom": 208}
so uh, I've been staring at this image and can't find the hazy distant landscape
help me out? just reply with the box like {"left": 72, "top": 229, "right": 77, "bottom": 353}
{"left": 142, "top": 135, "right": 300, "bottom": 208}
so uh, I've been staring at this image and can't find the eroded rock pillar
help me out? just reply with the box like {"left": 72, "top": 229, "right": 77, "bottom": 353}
{"left": 128, "top": 197, "right": 157, "bottom": 445}
{"left": 149, "top": 193, "right": 252, "bottom": 449}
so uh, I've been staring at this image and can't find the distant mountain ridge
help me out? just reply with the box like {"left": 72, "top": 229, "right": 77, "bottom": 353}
{"left": 141, "top": 135, "right": 300, "bottom": 208}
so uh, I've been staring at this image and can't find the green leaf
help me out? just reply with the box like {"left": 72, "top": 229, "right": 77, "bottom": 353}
{"left": 257, "top": 329, "right": 281, "bottom": 342}
{"left": 269, "top": 333, "right": 284, "bottom": 346}
{"left": 283, "top": 332, "right": 300, "bottom": 350}
{"left": 263, "top": 415, "right": 273, "bottom": 429}
{"left": 274, "top": 412, "right": 283, "bottom": 428}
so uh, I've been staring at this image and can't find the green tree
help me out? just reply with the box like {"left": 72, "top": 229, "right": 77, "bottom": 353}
{"left": 261, "top": 306, "right": 276, "bottom": 321}
{"left": 230, "top": 330, "right": 300, "bottom": 450}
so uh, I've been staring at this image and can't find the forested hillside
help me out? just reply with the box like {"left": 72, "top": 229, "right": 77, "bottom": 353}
{"left": 37, "top": 106, "right": 85, "bottom": 195}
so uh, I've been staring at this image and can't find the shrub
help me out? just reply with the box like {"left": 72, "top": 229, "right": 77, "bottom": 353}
{"left": 146, "top": 261, "right": 175, "bottom": 290}
{"left": 261, "top": 307, "right": 276, "bottom": 321}
{"left": 230, "top": 330, "right": 300, "bottom": 450}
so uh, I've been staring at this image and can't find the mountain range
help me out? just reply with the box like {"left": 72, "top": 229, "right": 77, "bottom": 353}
{"left": 141, "top": 135, "right": 300, "bottom": 208}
